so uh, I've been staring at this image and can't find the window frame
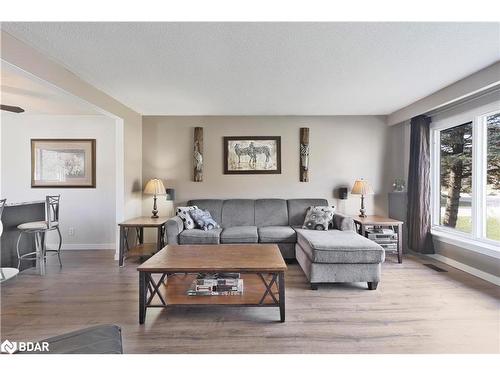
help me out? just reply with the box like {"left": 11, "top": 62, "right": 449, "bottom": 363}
{"left": 430, "top": 102, "right": 500, "bottom": 250}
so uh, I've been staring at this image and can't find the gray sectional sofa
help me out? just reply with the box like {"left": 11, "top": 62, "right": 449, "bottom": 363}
{"left": 165, "top": 199, "right": 385, "bottom": 290}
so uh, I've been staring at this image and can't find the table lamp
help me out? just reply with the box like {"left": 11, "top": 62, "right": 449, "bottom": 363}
{"left": 144, "top": 178, "right": 166, "bottom": 218}
{"left": 351, "top": 179, "right": 374, "bottom": 218}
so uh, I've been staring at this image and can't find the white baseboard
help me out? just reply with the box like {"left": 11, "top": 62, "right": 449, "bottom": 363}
{"left": 428, "top": 254, "right": 500, "bottom": 286}
{"left": 46, "top": 243, "right": 115, "bottom": 251}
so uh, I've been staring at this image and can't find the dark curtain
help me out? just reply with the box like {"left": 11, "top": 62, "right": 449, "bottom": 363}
{"left": 407, "top": 115, "right": 434, "bottom": 253}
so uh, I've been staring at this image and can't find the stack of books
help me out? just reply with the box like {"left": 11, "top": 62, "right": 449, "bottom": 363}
{"left": 366, "top": 227, "right": 398, "bottom": 252}
{"left": 187, "top": 273, "right": 244, "bottom": 296}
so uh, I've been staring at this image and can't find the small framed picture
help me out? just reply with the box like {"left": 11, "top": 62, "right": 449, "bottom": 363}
{"left": 31, "top": 139, "right": 96, "bottom": 188}
{"left": 224, "top": 136, "right": 281, "bottom": 174}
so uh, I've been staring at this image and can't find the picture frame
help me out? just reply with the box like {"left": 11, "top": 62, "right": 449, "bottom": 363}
{"left": 223, "top": 136, "right": 281, "bottom": 174}
{"left": 31, "top": 139, "right": 96, "bottom": 188}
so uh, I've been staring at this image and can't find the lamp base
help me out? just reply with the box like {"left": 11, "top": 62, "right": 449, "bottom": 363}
{"left": 151, "top": 196, "right": 159, "bottom": 219}
{"left": 359, "top": 195, "right": 367, "bottom": 218}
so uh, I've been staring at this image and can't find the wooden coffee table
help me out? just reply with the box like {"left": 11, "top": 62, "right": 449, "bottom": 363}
{"left": 137, "top": 244, "right": 287, "bottom": 324}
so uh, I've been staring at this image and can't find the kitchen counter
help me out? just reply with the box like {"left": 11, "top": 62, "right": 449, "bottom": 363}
{"left": 5, "top": 200, "right": 45, "bottom": 207}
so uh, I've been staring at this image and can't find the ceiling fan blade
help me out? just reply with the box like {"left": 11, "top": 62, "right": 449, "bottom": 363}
{"left": 1, "top": 104, "right": 25, "bottom": 113}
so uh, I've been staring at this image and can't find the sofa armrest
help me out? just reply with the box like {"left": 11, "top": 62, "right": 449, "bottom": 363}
{"left": 165, "top": 216, "right": 184, "bottom": 244}
{"left": 333, "top": 213, "right": 355, "bottom": 231}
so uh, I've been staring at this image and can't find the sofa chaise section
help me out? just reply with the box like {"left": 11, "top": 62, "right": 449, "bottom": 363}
{"left": 295, "top": 229, "right": 385, "bottom": 264}
{"left": 295, "top": 227, "right": 385, "bottom": 290}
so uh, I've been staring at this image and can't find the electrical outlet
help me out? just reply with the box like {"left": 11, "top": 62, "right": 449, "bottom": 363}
{"left": 68, "top": 227, "right": 75, "bottom": 236}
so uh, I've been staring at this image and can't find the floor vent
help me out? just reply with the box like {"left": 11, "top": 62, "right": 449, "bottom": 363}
{"left": 423, "top": 263, "right": 448, "bottom": 272}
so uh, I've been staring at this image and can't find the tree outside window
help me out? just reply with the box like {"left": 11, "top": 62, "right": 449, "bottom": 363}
{"left": 439, "top": 122, "right": 473, "bottom": 233}
{"left": 486, "top": 113, "right": 500, "bottom": 241}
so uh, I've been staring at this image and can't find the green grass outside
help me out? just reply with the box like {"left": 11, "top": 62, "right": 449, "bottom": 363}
{"left": 455, "top": 216, "right": 500, "bottom": 241}
{"left": 486, "top": 217, "right": 500, "bottom": 241}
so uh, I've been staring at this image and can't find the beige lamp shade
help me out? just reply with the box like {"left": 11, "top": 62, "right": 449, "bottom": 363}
{"left": 351, "top": 179, "right": 374, "bottom": 195}
{"left": 144, "top": 178, "right": 166, "bottom": 195}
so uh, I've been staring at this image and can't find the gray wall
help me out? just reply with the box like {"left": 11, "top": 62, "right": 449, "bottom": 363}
{"left": 385, "top": 121, "right": 410, "bottom": 186}
{"left": 142, "top": 116, "right": 391, "bottom": 217}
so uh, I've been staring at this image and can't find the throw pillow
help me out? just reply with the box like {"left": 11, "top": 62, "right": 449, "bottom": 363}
{"left": 176, "top": 206, "right": 198, "bottom": 230}
{"left": 302, "top": 206, "right": 335, "bottom": 231}
{"left": 190, "top": 208, "right": 220, "bottom": 231}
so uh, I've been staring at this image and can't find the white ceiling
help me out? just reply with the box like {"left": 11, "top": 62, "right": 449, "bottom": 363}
{"left": 2, "top": 22, "right": 499, "bottom": 116}
{"left": 1, "top": 62, "right": 101, "bottom": 115}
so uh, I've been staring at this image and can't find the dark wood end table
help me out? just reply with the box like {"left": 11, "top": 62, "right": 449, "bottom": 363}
{"left": 137, "top": 244, "right": 287, "bottom": 324}
{"left": 353, "top": 215, "right": 404, "bottom": 263}
{"left": 117, "top": 216, "right": 168, "bottom": 267}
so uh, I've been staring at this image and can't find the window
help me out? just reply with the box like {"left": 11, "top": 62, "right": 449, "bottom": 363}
{"left": 439, "top": 122, "right": 473, "bottom": 233}
{"left": 486, "top": 113, "right": 500, "bottom": 241}
{"left": 431, "top": 102, "right": 500, "bottom": 248}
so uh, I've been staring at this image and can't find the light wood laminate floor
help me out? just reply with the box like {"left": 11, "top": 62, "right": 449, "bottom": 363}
{"left": 1, "top": 250, "right": 499, "bottom": 353}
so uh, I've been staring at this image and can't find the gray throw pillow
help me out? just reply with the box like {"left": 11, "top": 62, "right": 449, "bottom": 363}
{"left": 176, "top": 206, "right": 198, "bottom": 230}
{"left": 302, "top": 206, "right": 335, "bottom": 231}
{"left": 190, "top": 209, "right": 220, "bottom": 231}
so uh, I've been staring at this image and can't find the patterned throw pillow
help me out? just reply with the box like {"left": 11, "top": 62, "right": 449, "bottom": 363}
{"left": 302, "top": 206, "right": 335, "bottom": 231}
{"left": 176, "top": 206, "right": 198, "bottom": 230}
{"left": 190, "top": 209, "right": 220, "bottom": 231}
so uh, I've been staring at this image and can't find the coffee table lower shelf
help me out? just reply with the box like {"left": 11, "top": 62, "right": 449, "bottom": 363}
{"left": 138, "top": 272, "right": 285, "bottom": 323}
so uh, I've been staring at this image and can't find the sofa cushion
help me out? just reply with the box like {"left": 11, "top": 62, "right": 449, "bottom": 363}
{"left": 179, "top": 228, "right": 222, "bottom": 245}
{"left": 258, "top": 225, "right": 297, "bottom": 243}
{"left": 255, "top": 199, "right": 288, "bottom": 226}
{"left": 295, "top": 228, "right": 385, "bottom": 264}
{"left": 287, "top": 199, "right": 329, "bottom": 226}
{"left": 221, "top": 199, "right": 255, "bottom": 228}
{"left": 188, "top": 200, "right": 223, "bottom": 225}
{"left": 221, "top": 226, "right": 258, "bottom": 243}
{"left": 258, "top": 226, "right": 297, "bottom": 243}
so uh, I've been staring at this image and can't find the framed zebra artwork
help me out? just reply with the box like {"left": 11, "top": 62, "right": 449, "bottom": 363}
{"left": 223, "top": 136, "right": 281, "bottom": 174}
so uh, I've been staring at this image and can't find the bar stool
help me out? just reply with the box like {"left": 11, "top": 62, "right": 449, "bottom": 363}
{"left": 16, "top": 195, "right": 62, "bottom": 275}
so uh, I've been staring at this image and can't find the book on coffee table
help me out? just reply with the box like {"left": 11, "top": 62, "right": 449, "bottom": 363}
{"left": 187, "top": 278, "right": 244, "bottom": 296}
